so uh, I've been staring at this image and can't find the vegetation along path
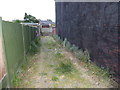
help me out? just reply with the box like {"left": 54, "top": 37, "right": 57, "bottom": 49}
{"left": 14, "top": 36, "right": 116, "bottom": 88}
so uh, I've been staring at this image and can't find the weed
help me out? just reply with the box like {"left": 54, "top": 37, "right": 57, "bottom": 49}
{"left": 39, "top": 72, "right": 47, "bottom": 76}
{"left": 70, "top": 44, "right": 79, "bottom": 52}
{"left": 21, "top": 63, "right": 28, "bottom": 71}
{"left": 54, "top": 52, "right": 64, "bottom": 59}
{"left": 53, "top": 35, "right": 63, "bottom": 44}
{"left": 26, "top": 81, "right": 31, "bottom": 85}
{"left": 34, "top": 37, "right": 41, "bottom": 46}
{"left": 86, "top": 62, "right": 110, "bottom": 80}
{"left": 62, "top": 38, "right": 67, "bottom": 47}
{"left": 100, "top": 68, "right": 110, "bottom": 79}
{"left": 12, "top": 74, "right": 21, "bottom": 87}
{"left": 49, "top": 64, "right": 54, "bottom": 67}
{"left": 74, "top": 49, "right": 90, "bottom": 63}
{"left": 65, "top": 41, "right": 72, "bottom": 51}
{"left": 74, "top": 50, "right": 84, "bottom": 60}
{"left": 53, "top": 35, "right": 110, "bottom": 81}
{"left": 51, "top": 76, "right": 59, "bottom": 81}
{"left": 53, "top": 83, "right": 58, "bottom": 88}
{"left": 29, "top": 37, "right": 40, "bottom": 54}
{"left": 55, "top": 60, "right": 76, "bottom": 74}
{"left": 47, "top": 41, "right": 56, "bottom": 47}
{"left": 84, "top": 50, "right": 90, "bottom": 63}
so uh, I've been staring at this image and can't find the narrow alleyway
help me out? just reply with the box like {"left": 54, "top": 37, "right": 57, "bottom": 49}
{"left": 15, "top": 36, "right": 115, "bottom": 88}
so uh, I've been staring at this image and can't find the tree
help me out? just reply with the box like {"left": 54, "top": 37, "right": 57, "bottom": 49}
{"left": 47, "top": 19, "right": 52, "bottom": 22}
{"left": 24, "top": 13, "right": 39, "bottom": 23}
{"left": 12, "top": 19, "right": 23, "bottom": 23}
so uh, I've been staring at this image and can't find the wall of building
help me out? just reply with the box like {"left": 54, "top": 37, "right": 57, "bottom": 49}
{"left": 56, "top": 2, "right": 119, "bottom": 79}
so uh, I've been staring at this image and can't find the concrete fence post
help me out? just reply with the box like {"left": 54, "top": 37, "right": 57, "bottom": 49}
{"left": 21, "top": 25, "right": 26, "bottom": 62}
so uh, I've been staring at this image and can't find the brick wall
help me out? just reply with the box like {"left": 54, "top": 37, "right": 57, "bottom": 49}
{"left": 55, "top": 2, "right": 119, "bottom": 79}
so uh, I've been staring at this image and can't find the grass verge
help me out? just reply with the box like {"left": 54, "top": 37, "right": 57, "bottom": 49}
{"left": 53, "top": 35, "right": 111, "bottom": 81}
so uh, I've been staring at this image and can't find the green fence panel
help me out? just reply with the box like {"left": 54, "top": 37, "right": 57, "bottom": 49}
{"left": 1, "top": 20, "right": 39, "bottom": 87}
{"left": 2, "top": 21, "right": 24, "bottom": 86}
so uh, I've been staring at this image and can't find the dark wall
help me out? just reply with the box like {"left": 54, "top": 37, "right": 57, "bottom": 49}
{"left": 56, "top": 2, "right": 119, "bottom": 78}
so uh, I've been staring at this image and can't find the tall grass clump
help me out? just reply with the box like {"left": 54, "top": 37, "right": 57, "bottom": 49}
{"left": 29, "top": 37, "right": 41, "bottom": 54}
{"left": 55, "top": 60, "right": 76, "bottom": 74}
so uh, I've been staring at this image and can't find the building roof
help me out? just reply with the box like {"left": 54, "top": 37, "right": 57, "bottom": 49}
{"left": 21, "top": 23, "right": 39, "bottom": 26}
{"left": 39, "top": 20, "right": 55, "bottom": 25}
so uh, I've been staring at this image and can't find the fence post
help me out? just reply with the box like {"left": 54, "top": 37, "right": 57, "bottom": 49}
{"left": 0, "top": 16, "right": 2, "bottom": 90}
{"left": 0, "top": 17, "right": 10, "bottom": 88}
{"left": 21, "top": 25, "right": 26, "bottom": 61}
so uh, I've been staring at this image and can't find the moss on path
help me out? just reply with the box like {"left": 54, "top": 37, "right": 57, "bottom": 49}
{"left": 14, "top": 36, "right": 115, "bottom": 88}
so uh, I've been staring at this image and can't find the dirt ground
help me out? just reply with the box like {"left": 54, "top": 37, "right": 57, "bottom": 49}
{"left": 0, "top": 38, "right": 6, "bottom": 80}
{"left": 15, "top": 36, "right": 117, "bottom": 88}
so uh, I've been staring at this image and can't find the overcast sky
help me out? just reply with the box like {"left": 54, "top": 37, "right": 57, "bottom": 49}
{"left": 0, "top": 0, "right": 55, "bottom": 22}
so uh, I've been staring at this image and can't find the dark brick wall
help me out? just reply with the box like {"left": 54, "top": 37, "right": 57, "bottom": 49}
{"left": 55, "top": 2, "right": 119, "bottom": 78}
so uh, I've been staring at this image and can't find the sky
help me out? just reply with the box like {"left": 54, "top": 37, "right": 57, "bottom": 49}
{"left": 0, "top": 0, "right": 55, "bottom": 22}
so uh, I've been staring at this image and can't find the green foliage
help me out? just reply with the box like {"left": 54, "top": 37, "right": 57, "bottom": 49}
{"left": 53, "top": 35, "right": 90, "bottom": 63}
{"left": 65, "top": 41, "right": 72, "bottom": 51}
{"left": 21, "top": 62, "right": 28, "bottom": 71}
{"left": 47, "top": 19, "right": 52, "bottom": 22}
{"left": 70, "top": 44, "right": 79, "bottom": 52}
{"left": 34, "top": 37, "right": 41, "bottom": 46}
{"left": 62, "top": 38, "right": 67, "bottom": 47}
{"left": 12, "top": 74, "right": 21, "bottom": 87}
{"left": 39, "top": 72, "right": 47, "bottom": 76}
{"left": 51, "top": 76, "right": 59, "bottom": 81}
{"left": 13, "top": 19, "right": 23, "bottom": 23}
{"left": 55, "top": 61, "right": 76, "bottom": 74}
{"left": 29, "top": 37, "right": 41, "bottom": 54}
{"left": 53, "top": 35, "right": 63, "bottom": 44}
{"left": 84, "top": 50, "right": 90, "bottom": 63}
{"left": 53, "top": 35, "right": 110, "bottom": 79}
{"left": 24, "top": 13, "right": 39, "bottom": 23}
{"left": 54, "top": 52, "right": 64, "bottom": 59}
{"left": 74, "top": 49, "right": 90, "bottom": 63}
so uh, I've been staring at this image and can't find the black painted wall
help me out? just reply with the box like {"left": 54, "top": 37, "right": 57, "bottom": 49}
{"left": 55, "top": 2, "right": 119, "bottom": 79}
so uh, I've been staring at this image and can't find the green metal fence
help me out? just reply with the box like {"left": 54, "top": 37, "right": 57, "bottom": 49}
{"left": 0, "top": 17, "right": 39, "bottom": 88}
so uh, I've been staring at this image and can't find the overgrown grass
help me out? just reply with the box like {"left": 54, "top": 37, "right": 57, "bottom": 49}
{"left": 55, "top": 60, "right": 77, "bottom": 75}
{"left": 51, "top": 76, "right": 59, "bottom": 81}
{"left": 54, "top": 51, "right": 64, "bottom": 59}
{"left": 39, "top": 72, "right": 47, "bottom": 76}
{"left": 12, "top": 74, "right": 21, "bottom": 88}
{"left": 53, "top": 35, "right": 110, "bottom": 80}
{"left": 28, "top": 37, "right": 41, "bottom": 55}
{"left": 13, "top": 37, "right": 41, "bottom": 87}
